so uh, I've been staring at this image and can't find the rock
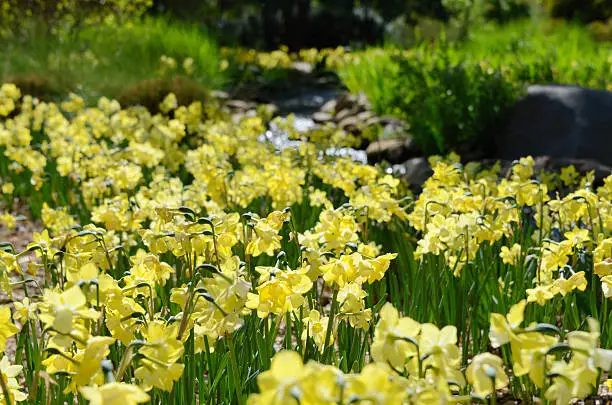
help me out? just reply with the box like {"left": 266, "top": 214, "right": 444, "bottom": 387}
{"left": 496, "top": 85, "right": 612, "bottom": 167}
{"left": 356, "top": 92, "right": 372, "bottom": 110}
{"left": 335, "top": 108, "right": 357, "bottom": 123}
{"left": 365, "top": 116, "right": 382, "bottom": 126}
{"left": 226, "top": 99, "right": 251, "bottom": 111}
{"left": 231, "top": 112, "right": 245, "bottom": 125}
{"left": 338, "top": 116, "right": 360, "bottom": 131}
{"left": 356, "top": 110, "right": 376, "bottom": 122}
{"left": 394, "top": 157, "right": 433, "bottom": 187}
{"left": 291, "top": 61, "right": 314, "bottom": 74}
{"left": 335, "top": 93, "right": 358, "bottom": 113}
{"left": 312, "top": 111, "right": 334, "bottom": 124}
{"left": 534, "top": 156, "right": 612, "bottom": 185}
{"left": 378, "top": 115, "right": 404, "bottom": 126}
{"left": 382, "top": 121, "right": 407, "bottom": 138}
{"left": 320, "top": 99, "right": 337, "bottom": 114}
{"left": 366, "top": 137, "right": 419, "bottom": 164}
{"left": 212, "top": 90, "right": 229, "bottom": 100}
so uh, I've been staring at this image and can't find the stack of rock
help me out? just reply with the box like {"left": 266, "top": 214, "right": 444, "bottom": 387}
{"left": 221, "top": 98, "right": 279, "bottom": 124}
{"left": 312, "top": 92, "right": 406, "bottom": 140}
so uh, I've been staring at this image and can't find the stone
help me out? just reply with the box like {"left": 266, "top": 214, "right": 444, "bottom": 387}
{"left": 231, "top": 112, "right": 245, "bottom": 125}
{"left": 496, "top": 85, "right": 612, "bottom": 167}
{"left": 356, "top": 110, "right": 376, "bottom": 123}
{"left": 338, "top": 116, "right": 360, "bottom": 131}
{"left": 356, "top": 92, "right": 372, "bottom": 110}
{"left": 291, "top": 61, "right": 314, "bottom": 74}
{"left": 262, "top": 103, "right": 279, "bottom": 117}
{"left": 225, "top": 99, "right": 251, "bottom": 111}
{"left": 382, "top": 122, "right": 407, "bottom": 138}
{"left": 334, "top": 93, "right": 358, "bottom": 113}
{"left": 378, "top": 115, "right": 403, "bottom": 126}
{"left": 212, "top": 90, "right": 229, "bottom": 100}
{"left": 365, "top": 116, "right": 382, "bottom": 126}
{"left": 312, "top": 111, "right": 334, "bottom": 124}
{"left": 394, "top": 157, "right": 433, "bottom": 187}
{"left": 533, "top": 156, "right": 612, "bottom": 185}
{"left": 334, "top": 108, "right": 357, "bottom": 123}
{"left": 320, "top": 99, "right": 337, "bottom": 114}
{"left": 366, "top": 137, "right": 419, "bottom": 164}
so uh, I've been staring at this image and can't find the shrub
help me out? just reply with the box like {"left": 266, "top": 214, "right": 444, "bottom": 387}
{"left": 544, "top": 0, "right": 612, "bottom": 23}
{"left": 0, "top": 0, "right": 151, "bottom": 37}
{"left": 2, "top": 73, "right": 65, "bottom": 101}
{"left": 339, "top": 46, "right": 523, "bottom": 156}
{"left": 116, "top": 75, "right": 209, "bottom": 114}
{"left": 339, "top": 20, "right": 612, "bottom": 156}
{"left": 590, "top": 18, "right": 612, "bottom": 41}
{"left": 388, "top": 52, "right": 521, "bottom": 156}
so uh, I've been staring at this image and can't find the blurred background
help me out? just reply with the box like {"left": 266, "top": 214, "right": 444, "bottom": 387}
{"left": 1, "top": 0, "right": 611, "bottom": 157}
{"left": 156, "top": 0, "right": 611, "bottom": 49}
{"left": 2, "top": 0, "right": 612, "bottom": 49}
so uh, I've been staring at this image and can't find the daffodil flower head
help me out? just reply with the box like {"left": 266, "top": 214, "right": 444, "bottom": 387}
{"left": 466, "top": 353, "right": 508, "bottom": 397}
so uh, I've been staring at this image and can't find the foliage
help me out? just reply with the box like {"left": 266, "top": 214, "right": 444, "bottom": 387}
{"left": 0, "top": 0, "right": 152, "bottom": 37}
{"left": 339, "top": 20, "right": 612, "bottom": 155}
{"left": 544, "top": 0, "right": 612, "bottom": 23}
{"left": 382, "top": 50, "right": 519, "bottom": 155}
{"left": 590, "top": 18, "right": 612, "bottom": 41}
{"left": 116, "top": 76, "right": 210, "bottom": 115}
{"left": 0, "top": 18, "right": 224, "bottom": 102}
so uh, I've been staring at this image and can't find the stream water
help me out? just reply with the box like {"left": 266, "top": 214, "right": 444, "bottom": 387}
{"left": 260, "top": 89, "right": 368, "bottom": 163}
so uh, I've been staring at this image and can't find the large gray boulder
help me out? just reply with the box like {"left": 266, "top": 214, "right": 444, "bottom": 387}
{"left": 496, "top": 85, "right": 612, "bottom": 167}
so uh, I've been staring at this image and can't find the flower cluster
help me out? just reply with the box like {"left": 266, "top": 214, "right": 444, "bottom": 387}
{"left": 0, "top": 84, "right": 611, "bottom": 404}
{"left": 249, "top": 302, "right": 612, "bottom": 404}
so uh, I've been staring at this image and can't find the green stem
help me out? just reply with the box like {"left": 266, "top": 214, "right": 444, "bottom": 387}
{"left": 0, "top": 369, "right": 13, "bottom": 405}
{"left": 226, "top": 334, "right": 245, "bottom": 405}
{"left": 323, "top": 288, "right": 339, "bottom": 363}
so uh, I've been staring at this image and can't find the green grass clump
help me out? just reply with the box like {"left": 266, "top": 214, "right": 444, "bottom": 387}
{"left": 0, "top": 17, "right": 225, "bottom": 102}
{"left": 338, "top": 19, "right": 612, "bottom": 155}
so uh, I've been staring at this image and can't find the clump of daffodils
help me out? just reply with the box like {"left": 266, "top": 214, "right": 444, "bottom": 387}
{"left": 0, "top": 83, "right": 611, "bottom": 404}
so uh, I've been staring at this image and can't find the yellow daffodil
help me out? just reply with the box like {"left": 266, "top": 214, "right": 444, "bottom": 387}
{"left": 0, "top": 306, "right": 19, "bottom": 351}
{"left": 80, "top": 382, "right": 149, "bottom": 405}
{"left": 466, "top": 353, "right": 508, "bottom": 397}
{"left": 371, "top": 303, "right": 420, "bottom": 373}
{"left": 0, "top": 356, "right": 26, "bottom": 404}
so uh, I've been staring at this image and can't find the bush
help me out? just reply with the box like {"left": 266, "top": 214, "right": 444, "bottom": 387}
{"left": 589, "top": 18, "right": 612, "bottom": 41}
{"left": 544, "top": 0, "right": 612, "bottom": 23}
{"left": 0, "top": 0, "right": 151, "bottom": 37}
{"left": 387, "top": 52, "right": 520, "bottom": 156}
{"left": 339, "top": 20, "right": 612, "bottom": 156}
{"left": 117, "top": 75, "right": 209, "bottom": 114}
{"left": 339, "top": 47, "right": 524, "bottom": 156}
{"left": 2, "top": 73, "right": 65, "bottom": 101}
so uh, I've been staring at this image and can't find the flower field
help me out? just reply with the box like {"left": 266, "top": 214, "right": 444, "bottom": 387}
{"left": 0, "top": 82, "right": 612, "bottom": 404}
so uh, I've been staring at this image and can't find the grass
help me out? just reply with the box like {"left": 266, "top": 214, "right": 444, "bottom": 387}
{"left": 0, "top": 17, "right": 225, "bottom": 102}
{"left": 337, "top": 19, "right": 612, "bottom": 154}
